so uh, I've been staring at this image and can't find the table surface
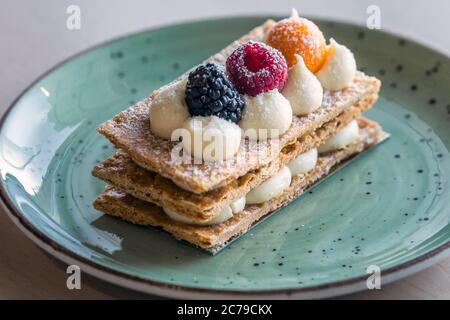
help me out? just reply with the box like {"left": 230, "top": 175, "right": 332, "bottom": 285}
{"left": 1, "top": 0, "right": 449, "bottom": 299}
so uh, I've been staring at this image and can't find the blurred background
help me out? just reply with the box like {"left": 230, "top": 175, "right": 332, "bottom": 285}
{"left": 1, "top": 0, "right": 450, "bottom": 111}
{"left": 0, "top": 0, "right": 449, "bottom": 299}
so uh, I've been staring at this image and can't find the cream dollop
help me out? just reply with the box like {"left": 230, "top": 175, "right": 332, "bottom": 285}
{"left": 246, "top": 166, "right": 292, "bottom": 204}
{"left": 149, "top": 78, "right": 189, "bottom": 139}
{"left": 239, "top": 90, "right": 293, "bottom": 141}
{"left": 230, "top": 196, "right": 246, "bottom": 214}
{"left": 288, "top": 148, "right": 318, "bottom": 176}
{"left": 318, "top": 120, "right": 359, "bottom": 153}
{"left": 315, "top": 38, "right": 357, "bottom": 91}
{"left": 181, "top": 116, "right": 241, "bottom": 161}
{"left": 163, "top": 207, "right": 233, "bottom": 226}
{"left": 290, "top": 8, "right": 300, "bottom": 19}
{"left": 282, "top": 55, "right": 323, "bottom": 116}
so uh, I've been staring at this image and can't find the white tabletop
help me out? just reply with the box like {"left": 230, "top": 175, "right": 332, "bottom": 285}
{"left": 1, "top": 0, "right": 449, "bottom": 299}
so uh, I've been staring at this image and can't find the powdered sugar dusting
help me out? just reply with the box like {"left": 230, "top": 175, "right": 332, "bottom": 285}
{"left": 97, "top": 20, "right": 380, "bottom": 193}
{"left": 100, "top": 71, "right": 379, "bottom": 193}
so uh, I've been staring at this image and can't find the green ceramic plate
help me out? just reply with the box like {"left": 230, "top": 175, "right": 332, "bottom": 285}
{"left": 1, "top": 16, "right": 449, "bottom": 299}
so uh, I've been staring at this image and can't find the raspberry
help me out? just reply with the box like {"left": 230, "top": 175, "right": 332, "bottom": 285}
{"left": 226, "top": 41, "right": 288, "bottom": 97}
{"left": 185, "top": 63, "right": 245, "bottom": 123}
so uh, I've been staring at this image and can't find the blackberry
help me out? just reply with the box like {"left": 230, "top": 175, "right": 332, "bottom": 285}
{"left": 185, "top": 63, "right": 245, "bottom": 123}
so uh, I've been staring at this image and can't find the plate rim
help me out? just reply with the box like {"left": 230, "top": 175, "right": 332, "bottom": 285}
{"left": 1, "top": 15, "right": 450, "bottom": 299}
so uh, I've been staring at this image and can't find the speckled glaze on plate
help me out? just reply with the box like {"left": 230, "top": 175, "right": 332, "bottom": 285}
{"left": 1, "top": 17, "right": 449, "bottom": 299}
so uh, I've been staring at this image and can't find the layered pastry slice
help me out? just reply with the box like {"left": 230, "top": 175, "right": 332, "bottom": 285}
{"left": 92, "top": 10, "right": 388, "bottom": 254}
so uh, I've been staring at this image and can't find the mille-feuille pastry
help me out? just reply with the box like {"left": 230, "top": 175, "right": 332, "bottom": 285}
{"left": 92, "top": 10, "right": 388, "bottom": 254}
{"left": 94, "top": 119, "right": 384, "bottom": 253}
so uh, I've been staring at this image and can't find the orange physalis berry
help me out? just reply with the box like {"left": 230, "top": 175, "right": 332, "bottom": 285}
{"left": 266, "top": 15, "right": 327, "bottom": 73}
